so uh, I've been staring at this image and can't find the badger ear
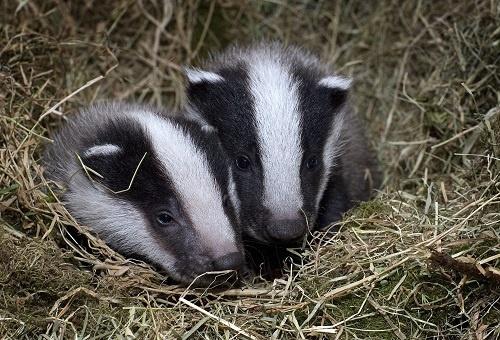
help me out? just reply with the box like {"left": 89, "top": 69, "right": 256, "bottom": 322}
{"left": 318, "top": 75, "right": 352, "bottom": 90}
{"left": 184, "top": 67, "right": 227, "bottom": 127}
{"left": 318, "top": 75, "right": 352, "bottom": 108}
{"left": 83, "top": 144, "right": 122, "bottom": 158}
{"left": 184, "top": 67, "right": 224, "bottom": 85}
{"left": 80, "top": 144, "right": 124, "bottom": 186}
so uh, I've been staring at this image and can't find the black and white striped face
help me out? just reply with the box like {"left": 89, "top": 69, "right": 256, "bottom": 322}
{"left": 185, "top": 44, "right": 350, "bottom": 245}
{"left": 49, "top": 104, "right": 243, "bottom": 285}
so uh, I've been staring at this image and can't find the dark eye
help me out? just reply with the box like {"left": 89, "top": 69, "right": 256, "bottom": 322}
{"left": 235, "top": 155, "right": 251, "bottom": 171}
{"left": 306, "top": 156, "right": 319, "bottom": 170}
{"left": 156, "top": 211, "right": 174, "bottom": 226}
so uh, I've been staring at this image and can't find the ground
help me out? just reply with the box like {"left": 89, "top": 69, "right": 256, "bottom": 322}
{"left": 0, "top": 1, "right": 499, "bottom": 339}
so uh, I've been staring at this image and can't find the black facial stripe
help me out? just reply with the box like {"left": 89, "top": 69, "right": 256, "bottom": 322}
{"left": 187, "top": 63, "right": 265, "bottom": 226}
{"left": 81, "top": 118, "right": 169, "bottom": 204}
{"left": 290, "top": 62, "right": 339, "bottom": 213}
{"left": 291, "top": 63, "right": 334, "bottom": 154}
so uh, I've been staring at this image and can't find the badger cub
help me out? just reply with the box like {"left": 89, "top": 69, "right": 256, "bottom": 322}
{"left": 44, "top": 102, "right": 244, "bottom": 285}
{"left": 184, "top": 42, "right": 381, "bottom": 245}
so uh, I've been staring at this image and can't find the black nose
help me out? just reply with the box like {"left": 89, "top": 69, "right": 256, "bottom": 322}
{"left": 266, "top": 219, "right": 306, "bottom": 243}
{"left": 212, "top": 252, "right": 244, "bottom": 271}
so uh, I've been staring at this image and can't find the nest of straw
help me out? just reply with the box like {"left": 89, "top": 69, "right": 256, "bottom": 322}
{"left": 1, "top": 1, "right": 499, "bottom": 338}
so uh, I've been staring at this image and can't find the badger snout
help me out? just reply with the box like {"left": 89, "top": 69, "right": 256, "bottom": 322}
{"left": 266, "top": 219, "right": 306, "bottom": 243}
{"left": 212, "top": 251, "right": 244, "bottom": 271}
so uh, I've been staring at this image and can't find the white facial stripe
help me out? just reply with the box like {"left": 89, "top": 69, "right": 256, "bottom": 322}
{"left": 84, "top": 144, "right": 121, "bottom": 157}
{"left": 228, "top": 170, "right": 240, "bottom": 219}
{"left": 316, "top": 111, "right": 346, "bottom": 210}
{"left": 318, "top": 75, "right": 352, "bottom": 90}
{"left": 248, "top": 55, "right": 304, "bottom": 219}
{"left": 65, "top": 174, "right": 176, "bottom": 274}
{"left": 185, "top": 68, "right": 224, "bottom": 84}
{"left": 134, "top": 112, "right": 237, "bottom": 258}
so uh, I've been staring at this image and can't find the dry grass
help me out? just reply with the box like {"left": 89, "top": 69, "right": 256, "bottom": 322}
{"left": 1, "top": 0, "right": 499, "bottom": 339}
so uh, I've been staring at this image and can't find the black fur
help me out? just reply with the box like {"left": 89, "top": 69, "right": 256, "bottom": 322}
{"left": 292, "top": 61, "right": 349, "bottom": 223}
{"left": 316, "top": 165, "right": 350, "bottom": 228}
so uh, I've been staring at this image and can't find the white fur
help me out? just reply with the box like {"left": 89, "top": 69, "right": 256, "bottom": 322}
{"left": 134, "top": 112, "right": 238, "bottom": 257}
{"left": 84, "top": 144, "right": 121, "bottom": 157}
{"left": 228, "top": 171, "right": 240, "bottom": 219}
{"left": 248, "top": 53, "right": 304, "bottom": 220}
{"left": 318, "top": 75, "right": 352, "bottom": 90}
{"left": 185, "top": 68, "right": 224, "bottom": 84}
{"left": 65, "top": 170, "right": 177, "bottom": 274}
{"left": 201, "top": 124, "right": 217, "bottom": 133}
{"left": 315, "top": 112, "right": 346, "bottom": 210}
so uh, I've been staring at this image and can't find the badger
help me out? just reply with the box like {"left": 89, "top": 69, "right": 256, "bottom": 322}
{"left": 44, "top": 102, "right": 244, "bottom": 285}
{"left": 183, "top": 42, "right": 381, "bottom": 245}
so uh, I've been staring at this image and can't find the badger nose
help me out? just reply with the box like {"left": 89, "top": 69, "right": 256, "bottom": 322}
{"left": 266, "top": 219, "right": 306, "bottom": 243}
{"left": 212, "top": 252, "right": 244, "bottom": 271}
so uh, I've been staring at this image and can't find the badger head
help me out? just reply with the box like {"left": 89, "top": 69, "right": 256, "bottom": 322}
{"left": 184, "top": 43, "right": 350, "bottom": 245}
{"left": 47, "top": 103, "right": 244, "bottom": 286}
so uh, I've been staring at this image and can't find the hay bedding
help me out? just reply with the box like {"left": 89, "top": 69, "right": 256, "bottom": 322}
{"left": 0, "top": 1, "right": 499, "bottom": 338}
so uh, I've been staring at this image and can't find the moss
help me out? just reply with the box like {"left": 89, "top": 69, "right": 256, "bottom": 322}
{"left": 300, "top": 275, "right": 337, "bottom": 297}
{"left": 0, "top": 183, "right": 19, "bottom": 197}
{"left": 484, "top": 308, "right": 500, "bottom": 326}
{"left": 0, "top": 232, "right": 89, "bottom": 331}
{"left": 0, "top": 233, "right": 88, "bottom": 282}
{"left": 0, "top": 231, "right": 140, "bottom": 337}
{"left": 347, "top": 200, "right": 390, "bottom": 220}
{"left": 327, "top": 296, "right": 394, "bottom": 339}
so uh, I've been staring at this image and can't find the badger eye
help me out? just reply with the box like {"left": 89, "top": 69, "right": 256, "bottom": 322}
{"left": 235, "top": 155, "right": 251, "bottom": 171}
{"left": 306, "top": 156, "right": 319, "bottom": 170}
{"left": 156, "top": 211, "right": 174, "bottom": 226}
